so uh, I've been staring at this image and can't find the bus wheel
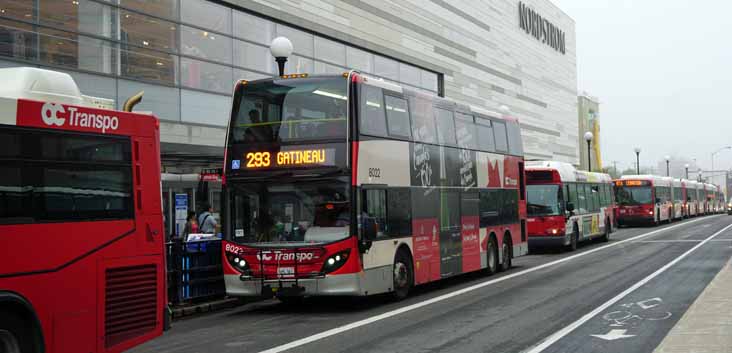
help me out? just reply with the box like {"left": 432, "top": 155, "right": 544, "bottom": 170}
{"left": 0, "top": 330, "right": 20, "bottom": 353}
{"left": 500, "top": 236, "right": 512, "bottom": 271}
{"left": 392, "top": 250, "right": 413, "bottom": 300}
{"left": 601, "top": 219, "right": 610, "bottom": 242}
{"left": 486, "top": 236, "right": 499, "bottom": 275}
{"left": 0, "top": 311, "right": 38, "bottom": 353}
{"left": 567, "top": 226, "right": 578, "bottom": 252}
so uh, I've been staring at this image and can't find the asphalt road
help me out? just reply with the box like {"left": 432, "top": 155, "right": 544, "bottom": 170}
{"left": 131, "top": 215, "right": 732, "bottom": 353}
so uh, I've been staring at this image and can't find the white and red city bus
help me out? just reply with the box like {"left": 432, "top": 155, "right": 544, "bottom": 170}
{"left": 671, "top": 178, "right": 684, "bottom": 220}
{"left": 0, "top": 68, "right": 165, "bottom": 353}
{"left": 684, "top": 180, "right": 700, "bottom": 217}
{"left": 221, "top": 72, "right": 527, "bottom": 300}
{"left": 526, "top": 162, "right": 614, "bottom": 251}
{"left": 614, "top": 175, "right": 674, "bottom": 226}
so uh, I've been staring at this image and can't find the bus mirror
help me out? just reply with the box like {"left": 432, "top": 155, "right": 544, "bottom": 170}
{"left": 566, "top": 202, "right": 575, "bottom": 212}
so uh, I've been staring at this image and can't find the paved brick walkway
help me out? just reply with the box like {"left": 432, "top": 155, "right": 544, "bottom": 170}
{"left": 655, "top": 258, "right": 732, "bottom": 353}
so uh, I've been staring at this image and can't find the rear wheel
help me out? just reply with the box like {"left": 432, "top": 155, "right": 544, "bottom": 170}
{"left": 500, "top": 236, "right": 512, "bottom": 271}
{"left": 392, "top": 250, "right": 413, "bottom": 300}
{"left": 0, "top": 311, "right": 40, "bottom": 353}
{"left": 486, "top": 236, "right": 499, "bottom": 275}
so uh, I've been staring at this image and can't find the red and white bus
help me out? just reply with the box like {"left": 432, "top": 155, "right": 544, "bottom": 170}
{"left": 614, "top": 175, "right": 675, "bottom": 226}
{"left": 671, "top": 178, "right": 685, "bottom": 220}
{"left": 0, "top": 68, "right": 165, "bottom": 353}
{"left": 221, "top": 72, "right": 527, "bottom": 300}
{"left": 526, "top": 162, "right": 614, "bottom": 251}
{"left": 684, "top": 180, "right": 700, "bottom": 217}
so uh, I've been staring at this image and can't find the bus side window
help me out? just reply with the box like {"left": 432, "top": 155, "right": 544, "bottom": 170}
{"left": 360, "top": 85, "right": 387, "bottom": 137}
{"left": 577, "top": 183, "right": 587, "bottom": 214}
{"left": 363, "top": 189, "right": 387, "bottom": 238}
{"left": 387, "top": 188, "right": 411, "bottom": 237}
{"left": 384, "top": 96, "right": 411, "bottom": 139}
{"left": 479, "top": 189, "right": 501, "bottom": 227}
{"left": 493, "top": 121, "right": 508, "bottom": 152}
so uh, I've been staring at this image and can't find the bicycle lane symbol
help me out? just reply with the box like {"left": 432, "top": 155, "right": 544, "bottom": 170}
{"left": 602, "top": 297, "right": 673, "bottom": 328}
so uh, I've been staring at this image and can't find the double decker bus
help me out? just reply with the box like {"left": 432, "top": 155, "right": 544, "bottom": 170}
{"left": 221, "top": 72, "right": 527, "bottom": 300}
{"left": 525, "top": 162, "right": 614, "bottom": 251}
{"left": 0, "top": 68, "right": 165, "bottom": 353}
{"left": 614, "top": 175, "right": 674, "bottom": 226}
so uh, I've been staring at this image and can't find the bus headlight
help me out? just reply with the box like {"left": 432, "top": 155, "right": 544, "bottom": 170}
{"left": 227, "top": 255, "right": 250, "bottom": 274}
{"left": 321, "top": 250, "right": 350, "bottom": 274}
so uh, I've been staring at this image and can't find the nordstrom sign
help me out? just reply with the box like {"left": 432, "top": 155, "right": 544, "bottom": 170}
{"left": 518, "top": 1, "right": 566, "bottom": 54}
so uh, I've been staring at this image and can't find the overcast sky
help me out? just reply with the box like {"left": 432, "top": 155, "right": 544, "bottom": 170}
{"left": 553, "top": 0, "right": 732, "bottom": 176}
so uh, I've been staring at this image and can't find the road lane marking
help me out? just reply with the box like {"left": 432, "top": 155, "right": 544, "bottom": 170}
{"left": 523, "top": 221, "right": 732, "bottom": 353}
{"left": 634, "top": 239, "right": 732, "bottom": 243}
{"left": 257, "top": 217, "right": 717, "bottom": 353}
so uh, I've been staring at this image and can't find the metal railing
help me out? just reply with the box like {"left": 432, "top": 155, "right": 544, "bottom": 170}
{"left": 166, "top": 238, "right": 225, "bottom": 305}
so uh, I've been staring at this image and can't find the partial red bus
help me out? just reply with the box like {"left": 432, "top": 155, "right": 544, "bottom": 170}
{"left": 614, "top": 175, "right": 674, "bottom": 226}
{"left": 526, "top": 162, "right": 614, "bottom": 251}
{"left": 221, "top": 72, "right": 527, "bottom": 301}
{"left": 0, "top": 68, "right": 165, "bottom": 353}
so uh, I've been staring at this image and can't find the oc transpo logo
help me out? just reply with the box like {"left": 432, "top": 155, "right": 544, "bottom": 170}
{"left": 41, "top": 102, "right": 66, "bottom": 126}
{"left": 40, "top": 102, "right": 120, "bottom": 133}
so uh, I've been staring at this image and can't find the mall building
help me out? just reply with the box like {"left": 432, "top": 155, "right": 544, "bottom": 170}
{"left": 0, "top": 0, "right": 577, "bottom": 231}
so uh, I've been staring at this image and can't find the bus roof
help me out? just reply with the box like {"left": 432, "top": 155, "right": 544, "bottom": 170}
{"left": 0, "top": 67, "right": 157, "bottom": 137}
{"left": 526, "top": 161, "right": 612, "bottom": 183}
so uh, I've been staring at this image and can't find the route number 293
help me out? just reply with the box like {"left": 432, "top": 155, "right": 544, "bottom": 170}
{"left": 246, "top": 152, "right": 271, "bottom": 168}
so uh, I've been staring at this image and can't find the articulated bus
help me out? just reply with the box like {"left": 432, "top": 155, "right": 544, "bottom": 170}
{"left": 614, "top": 175, "right": 675, "bottom": 226}
{"left": 221, "top": 72, "right": 527, "bottom": 300}
{"left": 671, "top": 178, "right": 685, "bottom": 220}
{"left": 526, "top": 162, "right": 614, "bottom": 251}
{"left": 0, "top": 68, "right": 165, "bottom": 352}
{"left": 685, "top": 180, "right": 700, "bottom": 217}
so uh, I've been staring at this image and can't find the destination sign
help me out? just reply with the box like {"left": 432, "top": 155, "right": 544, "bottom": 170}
{"left": 615, "top": 180, "right": 651, "bottom": 187}
{"left": 241, "top": 148, "right": 335, "bottom": 169}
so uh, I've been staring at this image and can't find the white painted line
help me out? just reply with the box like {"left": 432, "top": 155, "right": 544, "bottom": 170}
{"left": 523, "top": 221, "right": 732, "bottom": 353}
{"left": 635, "top": 239, "right": 732, "bottom": 243}
{"left": 257, "top": 216, "right": 715, "bottom": 353}
{"left": 634, "top": 239, "right": 702, "bottom": 243}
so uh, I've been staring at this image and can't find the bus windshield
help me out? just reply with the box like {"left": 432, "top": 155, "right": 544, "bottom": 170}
{"left": 527, "top": 184, "right": 562, "bottom": 216}
{"left": 228, "top": 177, "right": 350, "bottom": 245}
{"left": 229, "top": 77, "right": 348, "bottom": 144}
{"left": 616, "top": 186, "right": 652, "bottom": 205}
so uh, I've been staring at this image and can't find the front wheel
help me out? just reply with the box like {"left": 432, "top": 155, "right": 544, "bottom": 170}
{"left": 392, "top": 251, "right": 413, "bottom": 300}
{"left": 566, "top": 227, "right": 578, "bottom": 252}
{"left": 601, "top": 219, "right": 610, "bottom": 242}
{"left": 486, "top": 236, "right": 499, "bottom": 275}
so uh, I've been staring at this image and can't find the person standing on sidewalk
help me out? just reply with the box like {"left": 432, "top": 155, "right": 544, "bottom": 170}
{"left": 198, "top": 203, "right": 218, "bottom": 234}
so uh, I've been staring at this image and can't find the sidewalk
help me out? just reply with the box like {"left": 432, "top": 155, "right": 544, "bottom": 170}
{"left": 654, "top": 258, "right": 732, "bottom": 353}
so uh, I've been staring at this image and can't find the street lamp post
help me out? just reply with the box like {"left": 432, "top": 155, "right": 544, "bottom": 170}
{"left": 584, "top": 131, "right": 593, "bottom": 172}
{"left": 665, "top": 155, "right": 670, "bottom": 176}
{"left": 634, "top": 147, "right": 641, "bottom": 174}
{"left": 685, "top": 163, "right": 689, "bottom": 179}
{"left": 698, "top": 169, "right": 703, "bottom": 182}
{"left": 270, "top": 37, "right": 294, "bottom": 76}
{"left": 711, "top": 146, "right": 732, "bottom": 186}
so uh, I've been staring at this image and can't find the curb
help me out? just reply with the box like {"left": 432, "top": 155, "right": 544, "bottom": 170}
{"left": 171, "top": 297, "right": 254, "bottom": 320}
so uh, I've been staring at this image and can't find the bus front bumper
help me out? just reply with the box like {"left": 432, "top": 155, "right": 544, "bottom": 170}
{"left": 528, "top": 234, "right": 569, "bottom": 248}
{"left": 224, "top": 273, "right": 364, "bottom": 297}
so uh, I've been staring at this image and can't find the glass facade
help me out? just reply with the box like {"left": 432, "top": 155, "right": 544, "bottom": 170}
{"left": 0, "top": 0, "right": 441, "bottom": 127}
